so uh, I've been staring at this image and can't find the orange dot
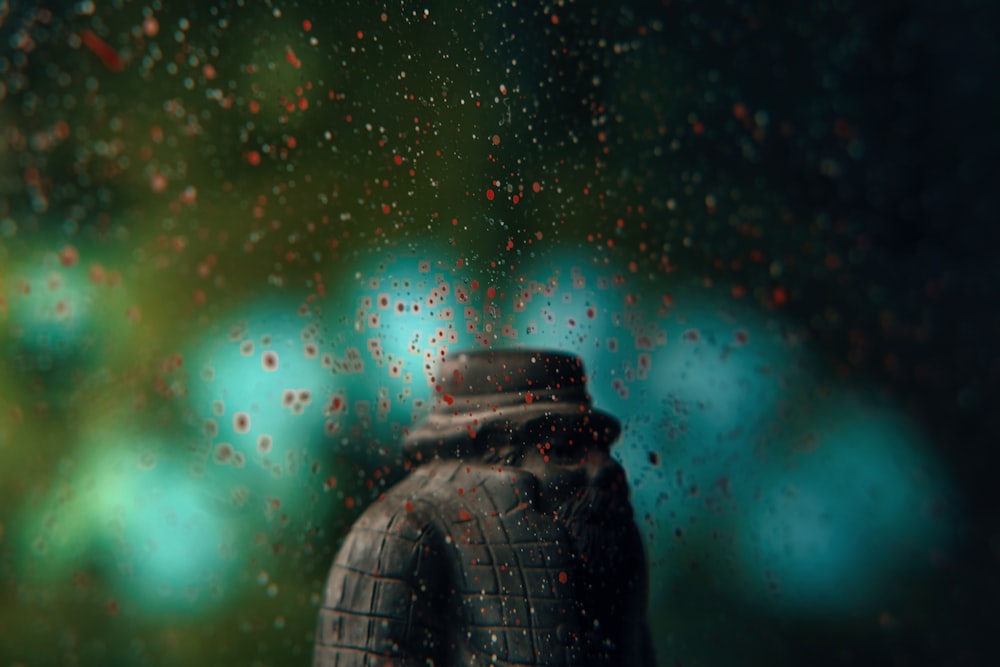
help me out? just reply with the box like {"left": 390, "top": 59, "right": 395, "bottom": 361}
{"left": 558, "top": 571, "right": 568, "bottom": 584}
{"left": 234, "top": 412, "right": 251, "bottom": 434}
{"left": 59, "top": 244, "right": 79, "bottom": 267}
{"left": 142, "top": 16, "right": 159, "bottom": 37}
{"left": 262, "top": 351, "right": 279, "bottom": 371}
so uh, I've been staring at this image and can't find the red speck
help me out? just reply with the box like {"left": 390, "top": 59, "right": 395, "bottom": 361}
{"left": 772, "top": 286, "right": 788, "bottom": 306}
{"left": 525, "top": 393, "right": 534, "bottom": 404}
{"left": 486, "top": 188, "right": 495, "bottom": 201}
{"left": 233, "top": 412, "right": 250, "bottom": 433}
{"left": 344, "top": 497, "right": 355, "bottom": 509}
{"left": 81, "top": 29, "right": 124, "bottom": 72}
{"left": 393, "top": 154, "right": 403, "bottom": 165}
{"left": 442, "top": 394, "right": 454, "bottom": 405}
{"left": 356, "top": 30, "right": 364, "bottom": 39}
{"left": 833, "top": 118, "right": 854, "bottom": 139}
{"left": 302, "top": 19, "right": 313, "bottom": 31}
{"left": 558, "top": 571, "right": 568, "bottom": 584}
{"left": 246, "top": 150, "right": 261, "bottom": 166}
{"left": 215, "top": 443, "right": 233, "bottom": 462}
{"left": 487, "top": 286, "right": 496, "bottom": 299}
{"left": 458, "top": 509, "right": 472, "bottom": 520}
{"left": 471, "top": 280, "right": 479, "bottom": 290}
{"left": 59, "top": 245, "right": 79, "bottom": 267}
{"left": 693, "top": 121, "right": 705, "bottom": 135}
{"left": 106, "top": 599, "right": 120, "bottom": 616}
{"left": 532, "top": 181, "right": 541, "bottom": 193}
{"left": 142, "top": 16, "right": 159, "bottom": 37}
{"left": 405, "top": 500, "right": 414, "bottom": 512}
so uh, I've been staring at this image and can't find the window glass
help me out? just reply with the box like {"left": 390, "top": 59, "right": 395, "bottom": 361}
{"left": 1, "top": 1, "right": 989, "bottom": 665}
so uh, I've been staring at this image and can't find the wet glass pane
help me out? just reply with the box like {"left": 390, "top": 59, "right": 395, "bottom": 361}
{"left": 1, "top": 1, "right": 995, "bottom": 665}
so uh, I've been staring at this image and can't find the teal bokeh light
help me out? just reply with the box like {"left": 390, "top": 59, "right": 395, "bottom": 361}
{"left": 321, "top": 247, "right": 485, "bottom": 447}
{"left": 0, "top": 253, "right": 130, "bottom": 372}
{"left": 96, "top": 460, "right": 244, "bottom": 613}
{"left": 14, "top": 429, "right": 246, "bottom": 615}
{"left": 611, "top": 295, "right": 814, "bottom": 597}
{"left": 184, "top": 300, "right": 342, "bottom": 516}
{"left": 737, "top": 400, "right": 951, "bottom": 613}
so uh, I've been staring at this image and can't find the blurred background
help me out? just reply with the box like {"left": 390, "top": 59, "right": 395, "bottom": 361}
{"left": 1, "top": 0, "right": 997, "bottom": 665}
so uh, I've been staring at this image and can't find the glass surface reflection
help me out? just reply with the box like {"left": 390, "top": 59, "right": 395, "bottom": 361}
{"left": 1, "top": 1, "right": 993, "bottom": 665}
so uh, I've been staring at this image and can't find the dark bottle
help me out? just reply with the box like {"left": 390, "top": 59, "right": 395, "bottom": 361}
{"left": 314, "top": 349, "right": 655, "bottom": 666}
